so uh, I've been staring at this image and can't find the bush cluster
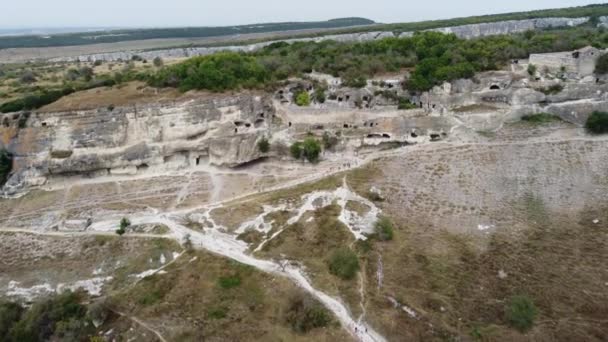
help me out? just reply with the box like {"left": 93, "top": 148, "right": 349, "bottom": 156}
{"left": 290, "top": 138, "right": 321, "bottom": 163}
{"left": 285, "top": 293, "right": 331, "bottom": 333}
{"left": 505, "top": 295, "right": 537, "bottom": 332}
{"left": 585, "top": 111, "right": 608, "bottom": 134}
{"left": 0, "top": 292, "right": 94, "bottom": 341}
{"left": 328, "top": 247, "right": 360, "bottom": 280}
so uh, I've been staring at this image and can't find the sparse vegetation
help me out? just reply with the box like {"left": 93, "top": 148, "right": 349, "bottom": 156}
{"left": 218, "top": 275, "right": 242, "bottom": 289}
{"left": 328, "top": 247, "right": 359, "bottom": 280}
{"left": 505, "top": 295, "right": 537, "bottom": 332}
{"left": 285, "top": 293, "right": 332, "bottom": 333}
{"left": 585, "top": 111, "right": 608, "bottom": 134}
{"left": 521, "top": 113, "right": 561, "bottom": 124}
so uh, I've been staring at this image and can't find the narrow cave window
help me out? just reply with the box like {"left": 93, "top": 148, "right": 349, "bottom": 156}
{"left": 196, "top": 157, "right": 200, "bottom": 166}
{"left": 288, "top": 122, "right": 292, "bottom": 127}
{"left": 411, "top": 132, "right": 418, "bottom": 138}
{"left": 42, "top": 122, "right": 47, "bottom": 127}
{"left": 490, "top": 85, "right": 500, "bottom": 90}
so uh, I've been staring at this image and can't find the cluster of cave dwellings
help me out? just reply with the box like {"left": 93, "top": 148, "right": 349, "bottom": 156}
{"left": 233, "top": 112, "right": 268, "bottom": 134}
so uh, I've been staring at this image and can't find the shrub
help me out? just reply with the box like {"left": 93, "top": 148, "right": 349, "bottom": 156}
{"left": 322, "top": 131, "right": 339, "bottom": 150}
{"left": 328, "top": 247, "right": 359, "bottom": 280}
{"left": 117, "top": 217, "right": 130, "bottom": 235}
{"left": 398, "top": 98, "right": 418, "bottom": 110}
{"left": 537, "top": 84, "right": 563, "bottom": 95}
{"left": 93, "top": 60, "right": 103, "bottom": 66}
{"left": 290, "top": 138, "right": 321, "bottom": 163}
{"left": 374, "top": 217, "right": 394, "bottom": 241}
{"left": 505, "top": 295, "right": 537, "bottom": 332}
{"left": 290, "top": 142, "right": 303, "bottom": 159}
{"left": 257, "top": 137, "right": 270, "bottom": 153}
{"left": 595, "top": 53, "right": 608, "bottom": 74}
{"left": 585, "top": 111, "right": 608, "bottom": 134}
{"left": 0, "top": 301, "right": 23, "bottom": 339}
{"left": 153, "top": 57, "right": 164, "bottom": 67}
{"left": 0, "top": 87, "right": 75, "bottom": 113}
{"left": 302, "top": 138, "right": 321, "bottom": 163}
{"left": 521, "top": 113, "right": 561, "bottom": 124}
{"left": 7, "top": 291, "right": 92, "bottom": 341}
{"left": 527, "top": 64, "right": 537, "bottom": 76}
{"left": 17, "top": 112, "right": 30, "bottom": 128}
{"left": 207, "top": 306, "right": 228, "bottom": 319}
{"left": 313, "top": 88, "right": 326, "bottom": 103}
{"left": 285, "top": 293, "right": 331, "bottom": 333}
{"left": 20, "top": 70, "right": 36, "bottom": 84}
{"left": 295, "top": 91, "right": 311, "bottom": 106}
{"left": 0, "top": 149, "right": 12, "bottom": 187}
{"left": 218, "top": 275, "right": 241, "bottom": 289}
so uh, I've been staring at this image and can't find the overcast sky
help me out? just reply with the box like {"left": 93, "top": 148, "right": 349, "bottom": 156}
{"left": 0, "top": 0, "right": 602, "bottom": 28}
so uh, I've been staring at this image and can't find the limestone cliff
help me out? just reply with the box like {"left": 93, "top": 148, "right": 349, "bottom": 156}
{"left": 0, "top": 94, "right": 274, "bottom": 196}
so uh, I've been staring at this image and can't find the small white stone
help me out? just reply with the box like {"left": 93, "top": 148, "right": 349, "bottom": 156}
{"left": 593, "top": 219, "right": 600, "bottom": 224}
{"left": 498, "top": 270, "right": 508, "bottom": 279}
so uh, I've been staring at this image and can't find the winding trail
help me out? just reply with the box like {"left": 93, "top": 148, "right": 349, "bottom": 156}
{"left": 5, "top": 132, "right": 608, "bottom": 341}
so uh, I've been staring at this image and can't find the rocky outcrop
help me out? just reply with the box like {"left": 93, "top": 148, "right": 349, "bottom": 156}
{"left": 0, "top": 94, "right": 275, "bottom": 196}
{"left": 48, "top": 17, "right": 591, "bottom": 63}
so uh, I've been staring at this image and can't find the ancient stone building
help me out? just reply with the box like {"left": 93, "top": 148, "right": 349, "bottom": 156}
{"left": 529, "top": 46, "right": 602, "bottom": 76}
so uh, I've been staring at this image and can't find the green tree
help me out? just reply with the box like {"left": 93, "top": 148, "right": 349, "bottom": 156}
{"left": 505, "top": 295, "right": 537, "bottom": 332}
{"left": 527, "top": 64, "right": 537, "bottom": 76}
{"left": 302, "top": 138, "right": 321, "bottom": 163}
{"left": 328, "top": 247, "right": 360, "bottom": 280}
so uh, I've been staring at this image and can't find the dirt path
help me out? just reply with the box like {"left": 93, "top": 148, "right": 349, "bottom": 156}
{"left": 113, "top": 310, "right": 168, "bottom": 342}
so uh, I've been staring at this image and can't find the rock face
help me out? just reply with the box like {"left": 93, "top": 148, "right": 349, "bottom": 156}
{"left": 48, "top": 17, "right": 590, "bottom": 63}
{"left": 530, "top": 46, "right": 602, "bottom": 76}
{"left": 0, "top": 94, "right": 274, "bottom": 196}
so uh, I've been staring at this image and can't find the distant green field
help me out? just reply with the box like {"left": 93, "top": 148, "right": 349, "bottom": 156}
{"left": 0, "top": 18, "right": 375, "bottom": 50}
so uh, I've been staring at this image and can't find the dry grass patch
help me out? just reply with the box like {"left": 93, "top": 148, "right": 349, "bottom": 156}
{"left": 110, "top": 249, "right": 350, "bottom": 341}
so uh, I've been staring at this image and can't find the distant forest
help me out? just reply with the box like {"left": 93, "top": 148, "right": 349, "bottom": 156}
{"left": 0, "top": 18, "right": 375, "bottom": 50}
